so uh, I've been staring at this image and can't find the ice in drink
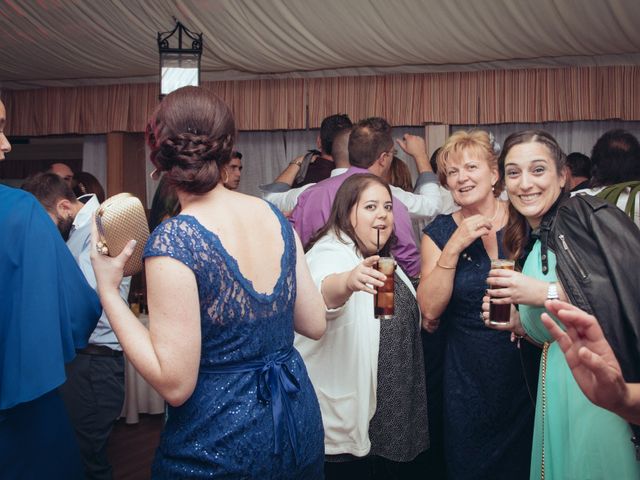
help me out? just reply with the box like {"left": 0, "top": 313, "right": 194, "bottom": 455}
{"left": 375, "top": 257, "right": 396, "bottom": 319}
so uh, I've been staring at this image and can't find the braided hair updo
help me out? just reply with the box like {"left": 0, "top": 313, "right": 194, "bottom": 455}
{"left": 146, "top": 86, "right": 236, "bottom": 195}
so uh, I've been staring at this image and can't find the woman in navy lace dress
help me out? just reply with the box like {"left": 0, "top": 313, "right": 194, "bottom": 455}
{"left": 90, "top": 86, "right": 326, "bottom": 479}
{"left": 418, "top": 131, "right": 538, "bottom": 479}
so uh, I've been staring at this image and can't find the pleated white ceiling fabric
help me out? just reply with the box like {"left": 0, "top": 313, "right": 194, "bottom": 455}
{"left": 0, "top": 0, "right": 639, "bottom": 89}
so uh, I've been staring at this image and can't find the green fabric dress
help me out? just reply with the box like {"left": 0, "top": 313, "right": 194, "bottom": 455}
{"left": 520, "top": 240, "right": 640, "bottom": 480}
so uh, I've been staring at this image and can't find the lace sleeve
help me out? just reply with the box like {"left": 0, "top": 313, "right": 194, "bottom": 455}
{"left": 422, "top": 214, "right": 453, "bottom": 250}
{"left": 143, "top": 217, "right": 197, "bottom": 271}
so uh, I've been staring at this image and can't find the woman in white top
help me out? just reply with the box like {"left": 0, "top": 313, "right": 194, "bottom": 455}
{"left": 295, "top": 173, "right": 429, "bottom": 479}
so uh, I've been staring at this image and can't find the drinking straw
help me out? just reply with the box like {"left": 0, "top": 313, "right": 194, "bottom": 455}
{"left": 377, "top": 228, "right": 380, "bottom": 253}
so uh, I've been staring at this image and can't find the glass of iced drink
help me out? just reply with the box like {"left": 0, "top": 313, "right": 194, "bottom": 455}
{"left": 488, "top": 259, "right": 515, "bottom": 325}
{"left": 374, "top": 257, "right": 396, "bottom": 320}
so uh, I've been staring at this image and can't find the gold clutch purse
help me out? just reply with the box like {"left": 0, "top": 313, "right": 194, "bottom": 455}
{"left": 95, "top": 193, "right": 150, "bottom": 277}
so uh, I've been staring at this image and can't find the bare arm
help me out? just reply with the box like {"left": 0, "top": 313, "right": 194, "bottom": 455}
{"left": 418, "top": 215, "right": 492, "bottom": 331}
{"left": 292, "top": 232, "right": 326, "bottom": 340}
{"left": 91, "top": 230, "right": 201, "bottom": 407}
{"left": 274, "top": 155, "right": 306, "bottom": 185}
{"left": 417, "top": 235, "right": 455, "bottom": 331}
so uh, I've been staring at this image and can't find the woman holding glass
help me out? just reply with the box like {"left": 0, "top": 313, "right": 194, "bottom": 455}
{"left": 295, "top": 173, "right": 429, "bottom": 479}
{"left": 418, "top": 130, "right": 538, "bottom": 480}
{"left": 483, "top": 130, "right": 640, "bottom": 479}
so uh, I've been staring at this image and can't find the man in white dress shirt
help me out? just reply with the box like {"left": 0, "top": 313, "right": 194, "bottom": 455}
{"left": 23, "top": 172, "right": 130, "bottom": 480}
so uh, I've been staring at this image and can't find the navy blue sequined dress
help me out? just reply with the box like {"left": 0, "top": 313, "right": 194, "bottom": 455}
{"left": 424, "top": 215, "right": 538, "bottom": 480}
{"left": 144, "top": 204, "right": 324, "bottom": 479}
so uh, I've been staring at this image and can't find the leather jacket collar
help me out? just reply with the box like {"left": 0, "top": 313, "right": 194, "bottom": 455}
{"left": 520, "top": 192, "right": 568, "bottom": 273}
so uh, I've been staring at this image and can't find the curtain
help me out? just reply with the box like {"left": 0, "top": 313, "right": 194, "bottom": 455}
{"left": 5, "top": 66, "right": 640, "bottom": 136}
{"left": 453, "top": 120, "right": 640, "bottom": 157}
{"left": 234, "top": 131, "right": 288, "bottom": 198}
{"left": 118, "top": 121, "right": 640, "bottom": 208}
{"left": 82, "top": 135, "right": 108, "bottom": 193}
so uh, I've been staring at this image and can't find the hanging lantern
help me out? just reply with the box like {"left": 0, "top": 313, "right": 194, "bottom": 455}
{"left": 157, "top": 19, "right": 203, "bottom": 98}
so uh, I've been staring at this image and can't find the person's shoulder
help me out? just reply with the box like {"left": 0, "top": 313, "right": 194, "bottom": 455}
{"left": 307, "top": 231, "right": 357, "bottom": 261}
{"left": 304, "top": 174, "right": 337, "bottom": 193}
{"left": 423, "top": 214, "right": 454, "bottom": 236}
{"left": 1, "top": 186, "right": 67, "bottom": 253}
{"left": 564, "top": 191, "right": 609, "bottom": 211}
{"left": 148, "top": 215, "right": 194, "bottom": 243}
{"left": 0, "top": 185, "right": 46, "bottom": 226}
{"left": 238, "top": 192, "right": 280, "bottom": 214}
{"left": 296, "top": 174, "right": 337, "bottom": 204}
{"left": 560, "top": 192, "right": 636, "bottom": 230}
{"left": 0, "top": 184, "right": 37, "bottom": 207}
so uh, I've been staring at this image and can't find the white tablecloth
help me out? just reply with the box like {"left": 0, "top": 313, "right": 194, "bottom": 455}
{"left": 120, "top": 314, "right": 165, "bottom": 424}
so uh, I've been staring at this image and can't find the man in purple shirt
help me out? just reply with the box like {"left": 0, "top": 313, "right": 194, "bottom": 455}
{"left": 290, "top": 117, "right": 421, "bottom": 277}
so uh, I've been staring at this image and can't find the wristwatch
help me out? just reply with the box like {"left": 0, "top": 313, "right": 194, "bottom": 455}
{"left": 290, "top": 158, "right": 303, "bottom": 167}
{"left": 547, "top": 282, "right": 559, "bottom": 301}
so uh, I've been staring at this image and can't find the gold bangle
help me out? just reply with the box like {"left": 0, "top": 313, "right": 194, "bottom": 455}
{"left": 436, "top": 260, "right": 456, "bottom": 270}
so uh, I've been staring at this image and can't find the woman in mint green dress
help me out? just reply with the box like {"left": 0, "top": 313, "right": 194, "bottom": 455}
{"left": 481, "top": 130, "right": 640, "bottom": 479}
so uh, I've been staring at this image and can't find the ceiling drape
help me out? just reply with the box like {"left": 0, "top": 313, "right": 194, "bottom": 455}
{"left": 2, "top": 66, "right": 639, "bottom": 136}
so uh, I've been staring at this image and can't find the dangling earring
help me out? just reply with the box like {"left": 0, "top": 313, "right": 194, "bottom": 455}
{"left": 150, "top": 168, "right": 161, "bottom": 181}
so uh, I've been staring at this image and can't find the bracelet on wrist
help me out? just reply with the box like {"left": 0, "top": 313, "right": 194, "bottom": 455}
{"left": 290, "top": 159, "right": 303, "bottom": 167}
{"left": 436, "top": 260, "right": 456, "bottom": 270}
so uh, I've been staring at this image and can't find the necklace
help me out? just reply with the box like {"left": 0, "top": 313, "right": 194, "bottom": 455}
{"left": 461, "top": 199, "right": 502, "bottom": 222}
{"left": 489, "top": 200, "right": 502, "bottom": 222}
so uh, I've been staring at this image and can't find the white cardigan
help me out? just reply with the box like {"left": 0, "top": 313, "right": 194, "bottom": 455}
{"left": 294, "top": 231, "right": 416, "bottom": 457}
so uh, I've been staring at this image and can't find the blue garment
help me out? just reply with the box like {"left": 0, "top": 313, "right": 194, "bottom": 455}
{"left": 0, "top": 185, "right": 101, "bottom": 479}
{"left": 144, "top": 204, "right": 324, "bottom": 479}
{"left": 0, "top": 185, "right": 101, "bottom": 409}
{"left": 424, "top": 215, "right": 538, "bottom": 480}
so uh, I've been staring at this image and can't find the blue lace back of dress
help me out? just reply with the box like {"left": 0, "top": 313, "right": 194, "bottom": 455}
{"left": 144, "top": 202, "right": 296, "bottom": 367}
{"left": 142, "top": 202, "right": 324, "bottom": 479}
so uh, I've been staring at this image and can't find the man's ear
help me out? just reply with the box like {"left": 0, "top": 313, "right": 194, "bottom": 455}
{"left": 316, "top": 135, "right": 322, "bottom": 150}
{"left": 56, "top": 198, "right": 73, "bottom": 217}
{"left": 377, "top": 151, "right": 390, "bottom": 170}
{"left": 368, "top": 152, "right": 387, "bottom": 177}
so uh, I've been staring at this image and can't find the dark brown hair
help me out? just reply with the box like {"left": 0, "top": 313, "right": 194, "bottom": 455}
{"left": 306, "top": 173, "right": 395, "bottom": 256}
{"left": 22, "top": 172, "right": 76, "bottom": 212}
{"left": 590, "top": 129, "right": 640, "bottom": 187}
{"left": 348, "top": 117, "right": 393, "bottom": 169}
{"left": 73, "top": 171, "right": 105, "bottom": 203}
{"left": 499, "top": 130, "right": 566, "bottom": 261}
{"left": 387, "top": 156, "right": 414, "bottom": 192}
{"left": 320, "top": 114, "right": 353, "bottom": 155}
{"left": 146, "top": 86, "right": 236, "bottom": 195}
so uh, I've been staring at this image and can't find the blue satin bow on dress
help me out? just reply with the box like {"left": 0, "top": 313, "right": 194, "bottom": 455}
{"left": 199, "top": 348, "right": 301, "bottom": 464}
